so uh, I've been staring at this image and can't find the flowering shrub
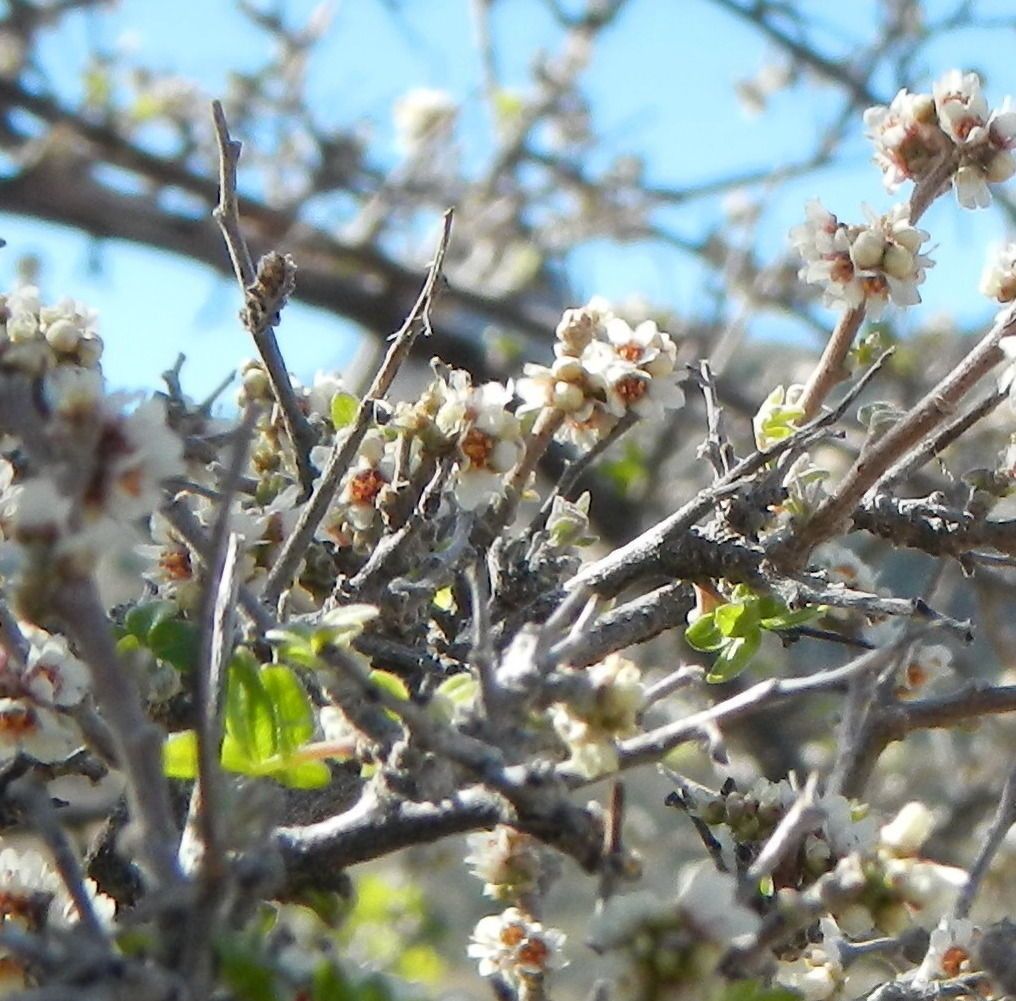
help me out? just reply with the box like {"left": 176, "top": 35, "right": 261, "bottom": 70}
{"left": 3, "top": 11, "right": 1016, "bottom": 995}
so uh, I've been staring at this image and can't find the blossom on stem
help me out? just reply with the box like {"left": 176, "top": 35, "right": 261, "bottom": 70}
{"left": 791, "top": 201, "right": 932, "bottom": 318}
{"left": 980, "top": 242, "right": 1016, "bottom": 304}
{"left": 436, "top": 377, "right": 524, "bottom": 511}
{"left": 464, "top": 826, "right": 544, "bottom": 902}
{"left": 468, "top": 907, "right": 567, "bottom": 985}
{"left": 865, "top": 70, "right": 1016, "bottom": 209}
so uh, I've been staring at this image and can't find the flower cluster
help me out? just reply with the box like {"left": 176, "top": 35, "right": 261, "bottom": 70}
{"left": 465, "top": 826, "right": 546, "bottom": 902}
{"left": 865, "top": 70, "right": 1016, "bottom": 208}
{"left": 0, "top": 846, "right": 114, "bottom": 990}
{"left": 550, "top": 654, "right": 645, "bottom": 778}
{"left": 791, "top": 201, "right": 933, "bottom": 317}
{"left": 468, "top": 907, "right": 567, "bottom": 986}
{"left": 0, "top": 625, "right": 88, "bottom": 766}
{"left": 517, "top": 299, "right": 684, "bottom": 448}
{"left": 587, "top": 864, "right": 760, "bottom": 996}
{"left": 774, "top": 917, "right": 847, "bottom": 1001}
{"left": 435, "top": 374, "right": 524, "bottom": 511}
{"left": 981, "top": 242, "right": 1016, "bottom": 304}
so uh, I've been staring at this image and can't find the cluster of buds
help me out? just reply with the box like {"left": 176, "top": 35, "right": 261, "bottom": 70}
{"left": 0, "top": 286, "right": 103, "bottom": 376}
{"left": 517, "top": 300, "right": 684, "bottom": 448}
{"left": 865, "top": 70, "right": 1016, "bottom": 209}
{"left": 791, "top": 201, "right": 933, "bottom": 318}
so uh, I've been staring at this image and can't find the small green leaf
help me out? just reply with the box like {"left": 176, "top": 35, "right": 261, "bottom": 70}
{"left": 279, "top": 759, "right": 331, "bottom": 789}
{"left": 163, "top": 730, "right": 198, "bottom": 779}
{"left": 707, "top": 631, "right": 761, "bottom": 683}
{"left": 124, "top": 600, "right": 177, "bottom": 640}
{"left": 715, "top": 602, "right": 756, "bottom": 638}
{"left": 149, "top": 618, "right": 201, "bottom": 672}
{"left": 369, "top": 670, "right": 409, "bottom": 702}
{"left": 761, "top": 605, "right": 824, "bottom": 631}
{"left": 225, "top": 656, "right": 276, "bottom": 762}
{"left": 330, "top": 392, "right": 360, "bottom": 428}
{"left": 260, "top": 665, "right": 315, "bottom": 754}
{"left": 685, "top": 614, "right": 725, "bottom": 652}
{"left": 434, "top": 673, "right": 478, "bottom": 706}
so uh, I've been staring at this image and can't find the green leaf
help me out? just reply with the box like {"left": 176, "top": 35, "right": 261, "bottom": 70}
{"left": 685, "top": 614, "right": 725, "bottom": 652}
{"left": 124, "top": 600, "right": 178, "bottom": 640}
{"left": 369, "top": 670, "right": 409, "bottom": 702}
{"left": 707, "top": 631, "right": 761, "bottom": 683}
{"left": 225, "top": 656, "right": 276, "bottom": 762}
{"left": 260, "top": 665, "right": 315, "bottom": 754}
{"left": 279, "top": 759, "right": 332, "bottom": 789}
{"left": 434, "top": 673, "right": 478, "bottom": 706}
{"left": 761, "top": 605, "right": 824, "bottom": 631}
{"left": 163, "top": 730, "right": 198, "bottom": 779}
{"left": 714, "top": 601, "right": 760, "bottom": 638}
{"left": 330, "top": 392, "right": 360, "bottom": 429}
{"left": 149, "top": 618, "right": 201, "bottom": 672}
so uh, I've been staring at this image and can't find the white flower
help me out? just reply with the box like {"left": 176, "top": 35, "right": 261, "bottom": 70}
{"left": 884, "top": 857, "right": 967, "bottom": 925}
{"left": 898, "top": 644, "right": 952, "bottom": 694}
{"left": 0, "top": 698, "right": 82, "bottom": 764}
{"left": 79, "top": 397, "right": 184, "bottom": 526}
{"left": 814, "top": 542, "right": 877, "bottom": 593}
{"left": 437, "top": 379, "right": 524, "bottom": 512}
{"left": 980, "top": 242, "right": 1016, "bottom": 304}
{"left": 880, "top": 802, "right": 935, "bottom": 856}
{"left": 0, "top": 847, "right": 114, "bottom": 929}
{"left": 792, "top": 202, "right": 932, "bottom": 318}
{"left": 552, "top": 655, "right": 644, "bottom": 779}
{"left": 44, "top": 366, "right": 104, "bottom": 417}
{"left": 931, "top": 71, "right": 1016, "bottom": 208}
{"left": 335, "top": 430, "right": 393, "bottom": 532}
{"left": 933, "top": 70, "right": 989, "bottom": 145}
{"left": 774, "top": 917, "right": 847, "bottom": 1001}
{"left": 819, "top": 793, "right": 877, "bottom": 858}
{"left": 467, "top": 907, "right": 567, "bottom": 983}
{"left": 864, "top": 88, "right": 948, "bottom": 191}
{"left": 913, "top": 915, "right": 979, "bottom": 986}
{"left": 305, "top": 370, "right": 346, "bottom": 422}
{"left": 393, "top": 87, "right": 457, "bottom": 154}
{"left": 21, "top": 626, "right": 89, "bottom": 707}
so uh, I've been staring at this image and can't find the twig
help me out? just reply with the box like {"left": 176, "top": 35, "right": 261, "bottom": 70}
{"left": 875, "top": 387, "right": 1008, "bottom": 492}
{"left": 798, "top": 307, "right": 865, "bottom": 421}
{"left": 469, "top": 557, "right": 504, "bottom": 719}
{"left": 50, "top": 578, "right": 182, "bottom": 891}
{"left": 527, "top": 411, "right": 638, "bottom": 538}
{"left": 260, "top": 208, "right": 454, "bottom": 609}
{"left": 695, "top": 360, "right": 734, "bottom": 477}
{"left": 210, "top": 100, "right": 317, "bottom": 494}
{"left": 186, "top": 407, "right": 257, "bottom": 884}
{"left": 772, "top": 303, "right": 1016, "bottom": 567}
{"left": 596, "top": 631, "right": 926, "bottom": 781}
{"left": 8, "top": 775, "right": 108, "bottom": 941}
{"left": 567, "top": 351, "right": 891, "bottom": 597}
{"left": 954, "top": 764, "right": 1016, "bottom": 919}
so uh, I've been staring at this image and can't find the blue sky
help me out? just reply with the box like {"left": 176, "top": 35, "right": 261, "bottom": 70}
{"left": 1, "top": 0, "right": 1014, "bottom": 399}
